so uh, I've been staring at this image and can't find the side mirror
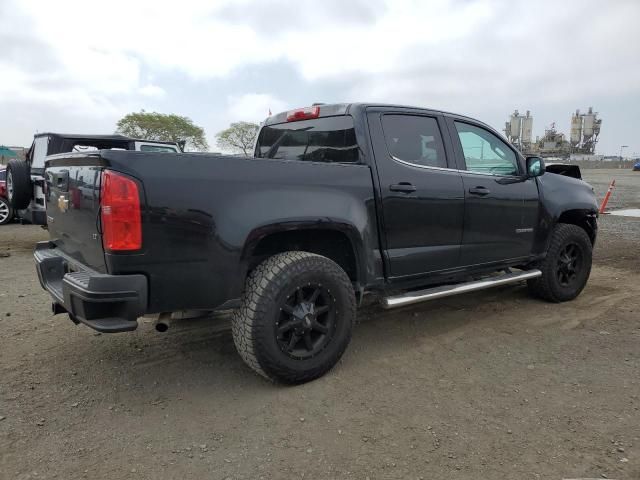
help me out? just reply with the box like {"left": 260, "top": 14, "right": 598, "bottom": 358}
{"left": 526, "top": 156, "right": 545, "bottom": 177}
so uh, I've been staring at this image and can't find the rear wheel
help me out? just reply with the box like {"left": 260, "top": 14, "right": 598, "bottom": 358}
{"left": 232, "top": 251, "right": 356, "bottom": 384}
{"left": 528, "top": 224, "right": 592, "bottom": 302}
{"left": 0, "top": 197, "right": 12, "bottom": 225}
{"left": 6, "top": 159, "right": 32, "bottom": 210}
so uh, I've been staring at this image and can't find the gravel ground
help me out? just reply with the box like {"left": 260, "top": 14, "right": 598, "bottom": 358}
{"left": 585, "top": 168, "right": 640, "bottom": 211}
{"left": 584, "top": 169, "right": 640, "bottom": 274}
{"left": 1, "top": 169, "right": 639, "bottom": 480}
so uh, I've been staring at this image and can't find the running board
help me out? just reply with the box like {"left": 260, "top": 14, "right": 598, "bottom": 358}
{"left": 382, "top": 269, "right": 542, "bottom": 309}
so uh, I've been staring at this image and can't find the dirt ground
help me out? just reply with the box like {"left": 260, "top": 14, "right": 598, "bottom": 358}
{"left": 1, "top": 169, "right": 639, "bottom": 480}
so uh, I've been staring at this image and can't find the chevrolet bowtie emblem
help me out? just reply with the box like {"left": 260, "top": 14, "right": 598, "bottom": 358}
{"left": 58, "top": 195, "right": 69, "bottom": 213}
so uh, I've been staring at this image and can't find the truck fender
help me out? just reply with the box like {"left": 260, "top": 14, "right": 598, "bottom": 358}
{"left": 241, "top": 219, "right": 366, "bottom": 283}
{"left": 534, "top": 173, "right": 599, "bottom": 254}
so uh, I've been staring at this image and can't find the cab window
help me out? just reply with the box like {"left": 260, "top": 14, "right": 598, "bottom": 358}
{"left": 381, "top": 115, "right": 447, "bottom": 169}
{"left": 454, "top": 122, "right": 519, "bottom": 176}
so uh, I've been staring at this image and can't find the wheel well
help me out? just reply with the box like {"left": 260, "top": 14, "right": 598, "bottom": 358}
{"left": 248, "top": 229, "right": 358, "bottom": 282}
{"left": 557, "top": 210, "right": 597, "bottom": 244}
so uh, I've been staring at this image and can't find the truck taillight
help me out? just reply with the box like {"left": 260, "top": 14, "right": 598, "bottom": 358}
{"left": 286, "top": 106, "right": 320, "bottom": 122}
{"left": 101, "top": 170, "right": 142, "bottom": 251}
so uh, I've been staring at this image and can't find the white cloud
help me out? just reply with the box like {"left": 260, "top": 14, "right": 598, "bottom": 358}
{"left": 226, "top": 93, "right": 288, "bottom": 122}
{"left": 0, "top": 61, "right": 126, "bottom": 118}
{"left": 0, "top": 1, "right": 141, "bottom": 118}
{"left": 9, "top": 0, "right": 491, "bottom": 82}
{"left": 7, "top": 0, "right": 639, "bottom": 101}
{"left": 138, "top": 84, "right": 166, "bottom": 98}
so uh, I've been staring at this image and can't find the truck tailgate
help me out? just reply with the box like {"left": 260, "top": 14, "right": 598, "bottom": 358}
{"left": 45, "top": 159, "right": 106, "bottom": 272}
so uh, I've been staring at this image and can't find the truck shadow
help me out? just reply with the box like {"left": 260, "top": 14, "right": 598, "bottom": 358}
{"left": 54, "top": 283, "right": 539, "bottom": 396}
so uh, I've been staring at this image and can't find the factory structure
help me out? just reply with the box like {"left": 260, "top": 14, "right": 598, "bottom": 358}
{"left": 504, "top": 107, "right": 602, "bottom": 159}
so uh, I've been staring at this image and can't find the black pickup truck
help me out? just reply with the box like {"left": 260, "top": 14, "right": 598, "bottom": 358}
{"left": 35, "top": 103, "right": 598, "bottom": 383}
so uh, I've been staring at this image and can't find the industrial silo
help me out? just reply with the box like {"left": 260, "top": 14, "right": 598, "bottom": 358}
{"left": 511, "top": 111, "right": 522, "bottom": 140}
{"left": 570, "top": 109, "right": 582, "bottom": 147}
{"left": 521, "top": 111, "right": 533, "bottom": 145}
{"left": 583, "top": 107, "right": 596, "bottom": 139}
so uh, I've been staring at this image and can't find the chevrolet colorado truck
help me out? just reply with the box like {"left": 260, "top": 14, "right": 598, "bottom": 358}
{"left": 34, "top": 103, "right": 598, "bottom": 384}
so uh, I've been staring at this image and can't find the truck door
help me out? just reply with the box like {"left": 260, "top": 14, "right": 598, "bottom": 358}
{"left": 367, "top": 109, "right": 465, "bottom": 280}
{"left": 446, "top": 118, "right": 539, "bottom": 266}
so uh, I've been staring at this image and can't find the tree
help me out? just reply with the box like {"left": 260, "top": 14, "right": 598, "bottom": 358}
{"left": 215, "top": 122, "right": 260, "bottom": 156}
{"left": 116, "top": 111, "right": 209, "bottom": 151}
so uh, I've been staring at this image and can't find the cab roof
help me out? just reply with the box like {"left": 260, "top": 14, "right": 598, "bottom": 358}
{"left": 262, "top": 102, "right": 488, "bottom": 129}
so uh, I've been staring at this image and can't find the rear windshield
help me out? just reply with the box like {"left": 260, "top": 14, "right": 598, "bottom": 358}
{"left": 255, "top": 116, "right": 358, "bottom": 163}
{"left": 140, "top": 145, "right": 179, "bottom": 153}
{"left": 0, "top": 170, "right": 5, "bottom": 181}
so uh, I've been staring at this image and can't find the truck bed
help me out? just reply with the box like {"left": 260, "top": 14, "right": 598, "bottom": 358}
{"left": 44, "top": 150, "right": 379, "bottom": 314}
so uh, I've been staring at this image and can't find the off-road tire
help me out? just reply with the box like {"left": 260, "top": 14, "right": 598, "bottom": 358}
{"left": 232, "top": 251, "right": 356, "bottom": 384}
{"left": 527, "top": 223, "right": 592, "bottom": 302}
{"left": 6, "top": 159, "right": 32, "bottom": 210}
{"left": 0, "top": 197, "right": 12, "bottom": 225}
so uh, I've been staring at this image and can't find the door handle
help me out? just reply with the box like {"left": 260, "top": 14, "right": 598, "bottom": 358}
{"left": 389, "top": 182, "right": 416, "bottom": 193}
{"left": 468, "top": 186, "right": 490, "bottom": 196}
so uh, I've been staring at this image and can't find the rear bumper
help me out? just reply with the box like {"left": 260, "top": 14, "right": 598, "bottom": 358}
{"left": 34, "top": 241, "right": 147, "bottom": 333}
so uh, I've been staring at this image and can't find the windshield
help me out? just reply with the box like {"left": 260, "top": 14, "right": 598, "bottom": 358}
{"left": 255, "top": 116, "right": 358, "bottom": 163}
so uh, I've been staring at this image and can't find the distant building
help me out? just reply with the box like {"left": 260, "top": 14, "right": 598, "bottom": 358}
{"left": 569, "top": 154, "right": 604, "bottom": 162}
{"left": 504, "top": 107, "right": 602, "bottom": 159}
{"left": 532, "top": 123, "right": 571, "bottom": 158}
{"left": 504, "top": 110, "right": 533, "bottom": 152}
{"left": 0, "top": 146, "right": 27, "bottom": 165}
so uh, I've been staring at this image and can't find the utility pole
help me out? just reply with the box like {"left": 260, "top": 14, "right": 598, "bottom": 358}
{"left": 619, "top": 145, "right": 628, "bottom": 160}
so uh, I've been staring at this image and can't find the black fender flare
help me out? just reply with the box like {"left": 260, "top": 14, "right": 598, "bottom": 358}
{"left": 241, "top": 219, "right": 366, "bottom": 283}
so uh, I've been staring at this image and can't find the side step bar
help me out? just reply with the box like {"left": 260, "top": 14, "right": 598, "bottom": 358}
{"left": 382, "top": 269, "right": 542, "bottom": 309}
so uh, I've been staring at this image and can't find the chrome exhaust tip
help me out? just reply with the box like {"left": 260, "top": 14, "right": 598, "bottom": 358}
{"left": 154, "top": 313, "right": 171, "bottom": 332}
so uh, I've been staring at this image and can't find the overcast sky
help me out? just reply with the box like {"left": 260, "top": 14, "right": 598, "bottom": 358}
{"left": 1, "top": 0, "right": 638, "bottom": 155}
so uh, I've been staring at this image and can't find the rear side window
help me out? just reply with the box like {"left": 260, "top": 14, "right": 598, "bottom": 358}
{"left": 0, "top": 170, "right": 5, "bottom": 181}
{"left": 381, "top": 114, "right": 447, "bottom": 168}
{"left": 31, "top": 136, "right": 49, "bottom": 169}
{"left": 255, "top": 116, "right": 358, "bottom": 163}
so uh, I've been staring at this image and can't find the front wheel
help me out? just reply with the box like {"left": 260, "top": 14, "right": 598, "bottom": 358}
{"left": 528, "top": 224, "right": 592, "bottom": 302}
{"left": 0, "top": 197, "right": 12, "bottom": 225}
{"left": 232, "top": 251, "right": 356, "bottom": 384}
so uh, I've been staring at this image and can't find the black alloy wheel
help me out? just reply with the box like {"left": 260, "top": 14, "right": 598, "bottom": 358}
{"left": 556, "top": 243, "right": 582, "bottom": 287}
{"left": 527, "top": 223, "right": 592, "bottom": 302}
{"left": 232, "top": 251, "right": 356, "bottom": 384}
{"left": 276, "top": 284, "right": 336, "bottom": 359}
